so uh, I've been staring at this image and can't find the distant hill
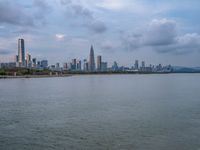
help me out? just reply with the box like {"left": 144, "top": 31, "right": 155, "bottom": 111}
{"left": 172, "top": 66, "right": 200, "bottom": 73}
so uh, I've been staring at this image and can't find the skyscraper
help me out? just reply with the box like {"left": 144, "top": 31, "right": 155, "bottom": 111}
{"left": 18, "top": 39, "right": 25, "bottom": 66}
{"left": 77, "top": 60, "right": 82, "bottom": 71}
{"left": 83, "top": 59, "right": 89, "bottom": 71}
{"left": 112, "top": 61, "right": 118, "bottom": 71}
{"left": 134, "top": 60, "right": 139, "bottom": 70}
{"left": 141, "top": 61, "right": 145, "bottom": 68}
{"left": 72, "top": 59, "right": 77, "bottom": 70}
{"left": 89, "top": 45, "right": 95, "bottom": 72}
{"left": 63, "top": 63, "right": 68, "bottom": 70}
{"left": 26, "top": 53, "right": 31, "bottom": 63}
{"left": 32, "top": 58, "right": 37, "bottom": 68}
{"left": 26, "top": 53, "right": 31, "bottom": 68}
{"left": 56, "top": 63, "right": 60, "bottom": 69}
{"left": 97, "top": 55, "right": 102, "bottom": 71}
{"left": 101, "top": 62, "right": 108, "bottom": 72}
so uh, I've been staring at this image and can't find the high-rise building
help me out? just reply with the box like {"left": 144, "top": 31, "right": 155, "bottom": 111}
{"left": 97, "top": 55, "right": 102, "bottom": 71}
{"left": 77, "top": 60, "right": 82, "bottom": 71}
{"left": 26, "top": 53, "right": 31, "bottom": 62}
{"left": 15, "top": 55, "right": 19, "bottom": 63}
{"left": 26, "top": 53, "right": 32, "bottom": 68}
{"left": 112, "top": 61, "right": 118, "bottom": 71}
{"left": 101, "top": 62, "right": 107, "bottom": 72}
{"left": 18, "top": 39, "right": 25, "bottom": 66}
{"left": 32, "top": 58, "right": 37, "bottom": 68}
{"left": 134, "top": 60, "right": 139, "bottom": 70}
{"left": 56, "top": 63, "right": 60, "bottom": 69}
{"left": 141, "top": 61, "right": 145, "bottom": 68}
{"left": 83, "top": 59, "right": 89, "bottom": 71}
{"left": 89, "top": 45, "right": 95, "bottom": 72}
{"left": 41, "top": 60, "right": 48, "bottom": 69}
{"left": 63, "top": 63, "right": 68, "bottom": 70}
{"left": 156, "top": 64, "right": 162, "bottom": 71}
{"left": 15, "top": 55, "right": 19, "bottom": 67}
{"left": 140, "top": 61, "right": 146, "bottom": 71}
{"left": 72, "top": 59, "right": 77, "bottom": 70}
{"left": 69, "top": 63, "right": 73, "bottom": 70}
{"left": 37, "top": 61, "right": 41, "bottom": 68}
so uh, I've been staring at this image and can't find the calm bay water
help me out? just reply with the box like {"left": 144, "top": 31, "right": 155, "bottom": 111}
{"left": 0, "top": 74, "right": 200, "bottom": 150}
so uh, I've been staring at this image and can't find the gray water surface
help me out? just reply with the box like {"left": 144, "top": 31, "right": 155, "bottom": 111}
{"left": 0, "top": 74, "right": 200, "bottom": 150}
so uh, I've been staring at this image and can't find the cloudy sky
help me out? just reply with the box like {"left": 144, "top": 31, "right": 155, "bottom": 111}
{"left": 0, "top": 0, "right": 200, "bottom": 67}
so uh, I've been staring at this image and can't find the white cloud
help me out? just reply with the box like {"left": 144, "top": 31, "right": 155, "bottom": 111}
{"left": 143, "top": 18, "right": 177, "bottom": 46}
{"left": 173, "top": 33, "right": 200, "bottom": 53}
{"left": 94, "top": 0, "right": 171, "bottom": 16}
{"left": 177, "top": 33, "right": 200, "bottom": 46}
{"left": 96, "top": 0, "right": 127, "bottom": 10}
{"left": 55, "top": 34, "right": 66, "bottom": 40}
{"left": 121, "top": 18, "right": 200, "bottom": 54}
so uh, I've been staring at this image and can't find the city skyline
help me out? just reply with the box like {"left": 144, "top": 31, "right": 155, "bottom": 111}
{"left": 1, "top": 38, "right": 172, "bottom": 69}
{"left": 0, "top": 38, "right": 175, "bottom": 73}
{"left": 0, "top": 0, "right": 200, "bottom": 67}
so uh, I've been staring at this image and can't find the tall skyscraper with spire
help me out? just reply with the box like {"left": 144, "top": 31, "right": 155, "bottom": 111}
{"left": 89, "top": 45, "right": 95, "bottom": 72}
{"left": 18, "top": 39, "right": 25, "bottom": 66}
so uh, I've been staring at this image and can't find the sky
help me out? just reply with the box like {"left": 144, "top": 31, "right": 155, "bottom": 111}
{"left": 0, "top": 0, "right": 200, "bottom": 67}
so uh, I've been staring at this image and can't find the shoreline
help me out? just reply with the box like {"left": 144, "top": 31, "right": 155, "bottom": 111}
{"left": 0, "top": 74, "right": 72, "bottom": 79}
{"left": 0, "top": 72, "right": 199, "bottom": 79}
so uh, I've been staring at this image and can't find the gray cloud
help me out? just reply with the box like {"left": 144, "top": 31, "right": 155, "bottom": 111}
{"left": 61, "top": 0, "right": 107, "bottom": 34}
{"left": 121, "top": 33, "right": 142, "bottom": 50}
{"left": 61, "top": 0, "right": 93, "bottom": 19}
{"left": 60, "top": 0, "right": 72, "bottom": 5}
{"left": 0, "top": 0, "right": 51, "bottom": 27}
{"left": 12, "top": 28, "right": 40, "bottom": 35}
{"left": 0, "top": 1, "right": 34, "bottom": 26}
{"left": 143, "top": 19, "right": 177, "bottom": 46}
{"left": 121, "top": 18, "right": 200, "bottom": 54}
{"left": 155, "top": 33, "right": 200, "bottom": 54}
{"left": 0, "top": 49, "right": 13, "bottom": 55}
{"left": 89, "top": 21, "right": 107, "bottom": 33}
{"left": 100, "top": 43, "right": 116, "bottom": 53}
{"left": 33, "top": 0, "right": 52, "bottom": 22}
{"left": 71, "top": 4, "right": 93, "bottom": 19}
{"left": 99, "top": 39, "right": 123, "bottom": 53}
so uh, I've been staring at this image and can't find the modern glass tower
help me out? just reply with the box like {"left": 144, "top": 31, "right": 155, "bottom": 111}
{"left": 134, "top": 60, "right": 139, "bottom": 70}
{"left": 18, "top": 39, "right": 25, "bottom": 66}
{"left": 97, "top": 55, "right": 102, "bottom": 71}
{"left": 89, "top": 45, "right": 95, "bottom": 72}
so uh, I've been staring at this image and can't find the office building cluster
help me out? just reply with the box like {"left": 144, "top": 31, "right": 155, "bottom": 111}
{"left": 16, "top": 39, "right": 48, "bottom": 69}
{"left": 111, "top": 60, "right": 172, "bottom": 73}
{"left": 0, "top": 39, "right": 48, "bottom": 69}
{"left": 0, "top": 39, "right": 172, "bottom": 73}
{"left": 60, "top": 46, "right": 108, "bottom": 72}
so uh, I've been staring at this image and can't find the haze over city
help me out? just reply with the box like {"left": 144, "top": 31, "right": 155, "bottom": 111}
{"left": 0, "top": 0, "right": 200, "bottom": 67}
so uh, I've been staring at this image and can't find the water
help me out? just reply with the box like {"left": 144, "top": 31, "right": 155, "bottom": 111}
{"left": 0, "top": 74, "right": 200, "bottom": 150}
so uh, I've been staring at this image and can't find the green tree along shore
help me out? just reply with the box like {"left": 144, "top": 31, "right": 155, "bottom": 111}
{"left": 0, "top": 68, "right": 51, "bottom": 76}
{"left": 0, "top": 68, "right": 171, "bottom": 77}
{"left": 1, "top": 68, "right": 199, "bottom": 77}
